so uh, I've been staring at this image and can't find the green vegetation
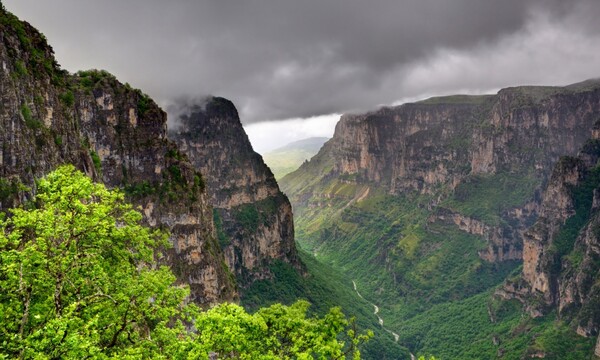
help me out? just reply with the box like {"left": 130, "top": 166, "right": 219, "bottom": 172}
{"left": 282, "top": 165, "right": 594, "bottom": 358}
{"left": 213, "top": 209, "right": 230, "bottom": 247}
{"left": 233, "top": 196, "right": 280, "bottom": 234}
{"left": 20, "top": 104, "right": 41, "bottom": 129}
{"left": 443, "top": 172, "right": 539, "bottom": 224}
{"left": 0, "top": 178, "right": 27, "bottom": 205}
{"left": 14, "top": 60, "right": 27, "bottom": 77}
{"left": 59, "top": 90, "right": 75, "bottom": 107}
{"left": 89, "top": 150, "right": 101, "bottom": 171}
{"left": 397, "top": 291, "right": 594, "bottom": 359}
{"left": 137, "top": 92, "right": 151, "bottom": 115}
{"left": 54, "top": 134, "right": 63, "bottom": 146}
{"left": 242, "top": 252, "right": 411, "bottom": 360}
{"left": 0, "top": 166, "right": 372, "bottom": 359}
{"left": 262, "top": 137, "right": 328, "bottom": 179}
{"left": 552, "top": 161, "right": 600, "bottom": 260}
{"left": 0, "top": 8, "right": 63, "bottom": 82}
{"left": 76, "top": 69, "right": 117, "bottom": 90}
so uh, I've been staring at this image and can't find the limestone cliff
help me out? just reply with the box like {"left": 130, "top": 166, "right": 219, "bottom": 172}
{"left": 498, "top": 135, "right": 600, "bottom": 349}
{"left": 169, "top": 98, "right": 301, "bottom": 285}
{"left": 0, "top": 8, "right": 236, "bottom": 304}
{"left": 330, "top": 85, "right": 600, "bottom": 195}
{"left": 283, "top": 83, "right": 600, "bottom": 263}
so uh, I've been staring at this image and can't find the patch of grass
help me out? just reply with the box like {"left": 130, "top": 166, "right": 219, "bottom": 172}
{"left": 90, "top": 150, "right": 101, "bottom": 171}
{"left": 21, "top": 104, "right": 41, "bottom": 129}
{"left": 443, "top": 172, "right": 538, "bottom": 225}
{"left": 59, "top": 90, "right": 74, "bottom": 107}
{"left": 213, "top": 209, "right": 230, "bottom": 247}
{"left": 14, "top": 60, "right": 27, "bottom": 77}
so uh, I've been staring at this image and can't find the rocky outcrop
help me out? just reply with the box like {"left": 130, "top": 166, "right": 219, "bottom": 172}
{"left": 169, "top": 98, "right": 301, "bottom": 285}
{"left": 432, "top": 208, "right": 523, "bottom": 262}
{"left": 0, "top": 8, "right": 236, "bottom": 304}
{"left": 283, "top": 83, "right": 600, "bottom": 263}
{"left": 331, "top": 86, "right": 600, "bottom": 196}
{"left": 500, "top": 136, "right": 600, "bottom": 341}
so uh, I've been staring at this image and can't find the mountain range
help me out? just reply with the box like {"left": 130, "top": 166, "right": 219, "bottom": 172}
{"left": 1, "top": 4, "right": 600, "bottom": 358}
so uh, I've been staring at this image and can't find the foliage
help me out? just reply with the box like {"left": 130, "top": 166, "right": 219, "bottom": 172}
{"left": 59, "top": 90, "right": 75, "bottom": 107}
{"left": 194, "top": 301, "right": 371, "bottom": 359}
{"left": 76, "top": 69, "right": 116, "bottom": 90}
{"left": 0, "top": 165, "right": 184, "bottom": 358}
{"left": 137, "top": 92, "right": 151, "bottom": 115}
{"left": 20, "top": 104, "right": 41, "bottom": 129}
{"left": 242, "top": 254, "right": 411, "bottom": 360}
{"left": 0, "top": 166, "right": 370, "bottom": 359}
{"left": 14, "top": 60, "right": 27, "bottom": 77}
{"left": 551, "top": 164, "right": 600, "bottom": 260}
{"left": 90, "top": 150, "right": 101, "bottom": 171}
{"left": 443, "top": 172, "right": 538, "bottom": 225}
{"left": 213, "top": 209, "right": 230, "bottom": 247}
{"left": 233, "top": 196, "right": 280, "bottom": 234}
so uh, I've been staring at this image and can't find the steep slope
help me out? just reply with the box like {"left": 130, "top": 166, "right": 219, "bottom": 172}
{"left": 498, "top": 131, "right": 600, "bottom": 357}
{"left": 168, "top": 98, "right": 302, "bottom": 285}
{"left": 262, "top": 137, "right": 329, "bottom": 179}
{"left": 281, "top": 81, "right": 600, "bottom": 357}
{"left": 0, "top": 8, "right": 236, "bottom": 304}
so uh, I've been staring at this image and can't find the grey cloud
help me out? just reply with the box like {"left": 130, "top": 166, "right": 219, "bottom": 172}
{"left": 3, "top": 0, "right": 600, "bottom": 123}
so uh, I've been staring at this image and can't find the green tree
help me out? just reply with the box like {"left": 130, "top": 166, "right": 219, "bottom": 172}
{"left": 192, "top": 301, "right": 371, "bottom": 359}
{"left": 0, "top": 165, "right": 370, "bottom": 359}
{"left": 0, "top": 165, "right": 190, "bottom": 358}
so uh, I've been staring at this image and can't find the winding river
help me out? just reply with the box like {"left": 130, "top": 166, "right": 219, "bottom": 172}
{"left": 352, "top": 280, "right": 400, "bottom": 342}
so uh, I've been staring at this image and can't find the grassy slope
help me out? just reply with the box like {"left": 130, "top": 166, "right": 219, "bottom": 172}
{"left": 262, "top": 137, "right": 329, "bottom": 179}
{"left": 241, "top": 251, "right": 411, "bottom": 360}
{"left": 280, "top": 165, "right": 596, "bottom": 358}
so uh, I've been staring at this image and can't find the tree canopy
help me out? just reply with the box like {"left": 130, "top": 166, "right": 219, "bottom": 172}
{"left": 0, "top": 165, "right": 370, "bottom": 359}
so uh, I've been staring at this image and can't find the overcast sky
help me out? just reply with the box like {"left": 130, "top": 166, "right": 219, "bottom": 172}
{"left": 4, "top": 0, "right": 600, "bottom": 152}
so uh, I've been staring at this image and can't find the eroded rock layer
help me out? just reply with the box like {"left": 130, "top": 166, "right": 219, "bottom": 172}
{"left": 169, "top": 98, "right": 301, "bottom": 285}
{"left": 0, "top": 9, "right": 236, "bottom": 304}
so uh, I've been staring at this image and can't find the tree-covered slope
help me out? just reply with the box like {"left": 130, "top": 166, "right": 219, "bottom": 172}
{"left": 281, "top": 82, "right": 600, "bottom": 358}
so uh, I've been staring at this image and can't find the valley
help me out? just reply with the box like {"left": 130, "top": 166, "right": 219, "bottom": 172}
{"left": 1, "top": 1, "right": 600, "bottom": 358}
{"left": 280, "top": 82, "right": 600, "bottom": 358}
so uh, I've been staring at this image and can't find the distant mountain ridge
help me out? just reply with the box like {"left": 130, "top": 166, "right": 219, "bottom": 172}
{"left": 263, "top": 137, "right": 329, "bottom": 179}
{"left": 281, "top": 79, "right": 600, "bottom": 358}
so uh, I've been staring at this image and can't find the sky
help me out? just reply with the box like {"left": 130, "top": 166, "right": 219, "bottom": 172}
{"left": 4, "top": 0, "right": 600, "bottom": 153}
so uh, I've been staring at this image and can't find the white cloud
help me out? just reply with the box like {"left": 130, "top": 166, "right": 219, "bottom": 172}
{"left": 244, "top": 114, "right": 340, "bottom": 154}
{"left": 398, "top": 10, "right": 600, "bottom": 96}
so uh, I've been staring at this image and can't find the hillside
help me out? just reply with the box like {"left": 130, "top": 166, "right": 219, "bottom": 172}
{"left": 262, "top": 137, "right": 329, "bottom": 179}
{"left": 281, "top": 81, "right": 600, "bottom": 358}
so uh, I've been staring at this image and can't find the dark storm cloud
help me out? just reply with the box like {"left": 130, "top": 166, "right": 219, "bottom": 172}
{"left": 3, "top": 0, "right": 600, "bottom": 123}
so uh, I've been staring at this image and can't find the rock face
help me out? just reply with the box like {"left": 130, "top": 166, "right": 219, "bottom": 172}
{"left": 0, "top": 8, "right": 236, "bottom": 304}
{"left": 331, "top": 86, "right": 600, "bottom": 196}
{"left": 169, "top": 98, "right": 301, "bottom": 284}
{"left": 432, "top": 208, "right": 524, "bottom": 262}
{"left": 284, "top": 84, "right": 600, "bottom": 262}
{"left": 500, "top": 136, "right": 600, "bottom": 342}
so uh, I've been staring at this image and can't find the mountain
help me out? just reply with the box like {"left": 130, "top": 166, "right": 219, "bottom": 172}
{"left": 168, "top": 98, "right": 302, "bottom": 285}
{"left": 262, "top": 137, "right": 329, "bottom": 179}
{"left": 497, "top": 131, "right": 600, "bottom": 357}
{"left": 0, "top": 7, "right": 240, "bottom": 304}
{"left": 281, "top": 81, "right": 600, "bottom": 358}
